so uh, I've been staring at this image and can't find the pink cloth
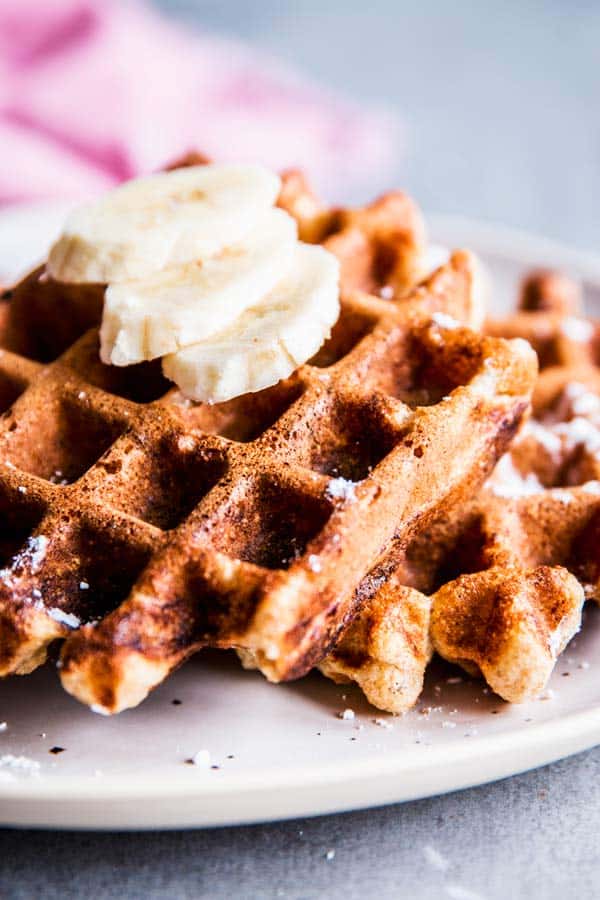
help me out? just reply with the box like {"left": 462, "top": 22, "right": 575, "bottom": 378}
{"left": 0, "top": 0, "right": 397, "bottom": 205}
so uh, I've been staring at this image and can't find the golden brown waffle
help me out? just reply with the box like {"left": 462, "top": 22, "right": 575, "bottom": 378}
{"left": 319, "top": 579, "right": 432, "bottom": 715}
{"left": 486, "top": 268, "right": 600, "bottom": 369}
{"left": 0, "top": 174, "right": 535, "bottom": 714}
{"left": 335, "top": 268, "right": 597, "bottom": 711}
{"left": 278, "top": 169, "right": 426, "bottom": 297}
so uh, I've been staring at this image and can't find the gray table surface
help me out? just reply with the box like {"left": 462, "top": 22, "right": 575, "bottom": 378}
{"left": 2, "top": 2, "right": 600, "bottom": 898}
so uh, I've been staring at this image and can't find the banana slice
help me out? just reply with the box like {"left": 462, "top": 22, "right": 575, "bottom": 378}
{"left": 162, "top": 244, "right": 340, "bottom": 404}
{"left": 47, "top": 165, "right": 281, "bottom": 284}
{"left": 100, "top": 208, "right": 297, "bottom": 365}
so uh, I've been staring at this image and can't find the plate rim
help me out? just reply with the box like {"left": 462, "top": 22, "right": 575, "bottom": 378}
{"left": 2, "top": 702, "right": 600, "bottom": 829}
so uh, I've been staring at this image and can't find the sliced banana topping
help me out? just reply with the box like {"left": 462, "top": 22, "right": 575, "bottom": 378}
{"left": 163, "top": 244, "right": 340, "bottom": 404}
{"left": 100, "top": 208, "right": 297, "bottom": 365}
{"left": 47, "top": 163, "right": 341, "bottom": 403}
{"left": 48, "top": 165, "right": 281, "bottom": 284}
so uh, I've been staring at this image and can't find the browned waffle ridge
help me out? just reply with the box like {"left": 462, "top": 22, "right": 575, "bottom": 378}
{"left": 0, "top": 175, "right": 536, "bottom": 714}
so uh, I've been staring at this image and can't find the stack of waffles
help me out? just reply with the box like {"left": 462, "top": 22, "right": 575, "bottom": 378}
{"left": 2, "top": 157, "right": 593, "bottom": 718}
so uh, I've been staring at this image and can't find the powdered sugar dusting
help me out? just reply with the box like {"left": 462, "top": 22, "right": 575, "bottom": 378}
{"left": 190, "top": 749, "right": 211, "bottom": 768}
{"left": 487, "top": 454, "right": 544, "bottom": 498}
{"left": 47, "top": 607, "right": 81, "bottom": 629}
{"left": 326, "top": 477, "right": 356, "bottom": 502}
{"left": 431, "top": 312, "right": 460, "bottom": 330}
{"left": 554, "top": 417, "right": 600, "bottom": 457}
{"left": 0, "top": 536, "right": 49, "bottom": 586}
{"left": 520, "top": 420, "right": 562, "bottom": 457}
{"left": 561, "top": 317, "right": 594, "bottom": 342}
{"left": 0, "top": 754, "right": 40, "bottom": 776}
{"left": 307, "top": 554, "right": 322, "bottom": 573}
{"left": 561, "top": 382, "right": 600, "bottom": 421}
{"left": 373, "top": 718, "right": 393, "bottom": 729}
{"left": 548, "top": 625, "right": 566, "bottom": 657}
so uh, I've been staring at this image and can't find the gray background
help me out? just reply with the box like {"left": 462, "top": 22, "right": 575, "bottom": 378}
{"left": 161, "top": 0, "right": 600, "bottom": 250}
{"left": 2, "top": 2, "right": 600, "bottom": 898}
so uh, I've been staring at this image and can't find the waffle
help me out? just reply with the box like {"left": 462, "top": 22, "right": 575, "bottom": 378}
{"left": 318, "top": 579, "right": 433, "bottom": 715}
{"left": 486, "top": 267, "right": 600, "bottom": 368}
{"left": 277, "top": 169, "right": 427, "bottom": 297}
{"left": 330, "top": 268, "right": 595, "bottom": 712}
{"left": 0, "top": 173, "right": 535, "bottom": 714}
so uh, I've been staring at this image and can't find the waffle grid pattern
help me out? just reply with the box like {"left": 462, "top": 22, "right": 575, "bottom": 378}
{"left": 0, "top": 189, "right": 535, "bottom": 713}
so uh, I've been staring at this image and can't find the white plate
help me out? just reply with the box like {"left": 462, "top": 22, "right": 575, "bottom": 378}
{"left": 0, "top": 203, "right": 600, "bottom": 831}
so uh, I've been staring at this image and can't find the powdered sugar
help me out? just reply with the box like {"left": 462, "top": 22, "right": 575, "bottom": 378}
{"left": 373, "top": 718, "right": 393, "bottom": 729}
{"left": 307, "top": 555, "right": 322, "bottom": 574}
{"left": 548, "top": 626, "right": 565, "bottom": 658}
{"left": 553, "top": 416, "right": 600, "bottom": 457}
{"left": 47, "top": 607, "right": 81, "bottom": 629}
{"left": 326, "top": 477, "right": 356, "bottom": 502}
{"left": 431, "top": 312, "right": 460, "bottom": 330}
{"left": 190, "top": 749, "right": 211, "bottom": 768}
{"left": 18, "top": 536, "right": 47, "bottom": 574}
{"left": 561, "top": 317, "right": 594, "bottom": 342}
{"left": 489, "top": 382, "right": 600, "bottom": 496}
{"left": 547, "top": 489, "right": 573, "bottom": 504}
{"left": 0, "top": 754, "right": 40, "bottom": 776}
{"left": 487, "top": 454, "right": 544, "bottom": 498}
{"left": 560, "top": 382, "right": 600, "bottom": 421}
{"left": 520, "top": 420, "right": 562, "bottom": 457}
{"left": 538, "top": 688, "right": 556, "bottom": 701}
{"left": 0, "top": 535, "right": 49, "bottom": 586}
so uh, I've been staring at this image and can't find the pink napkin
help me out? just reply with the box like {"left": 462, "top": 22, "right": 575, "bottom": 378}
{"left": 0, "top": 0, "right": 398, "bottom": 206}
